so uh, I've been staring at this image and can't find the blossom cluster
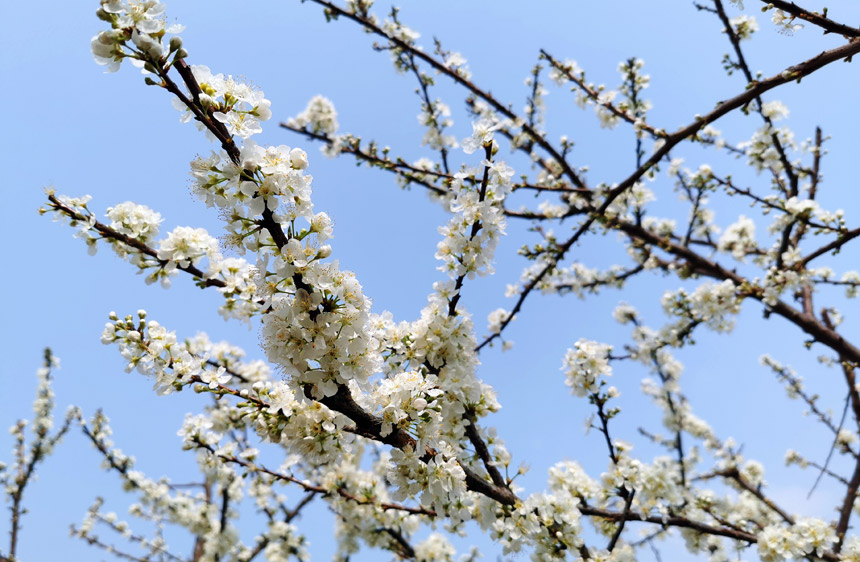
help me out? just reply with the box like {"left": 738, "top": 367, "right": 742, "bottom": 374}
{"left": 173, "top": 65, "right": 272, "bottom": 139}
{"left": 286, "top": 95, "right": 340, "bottom": 137}
{"left": 101, "top": 310, "right": 219, "bottom": 393}
{"left": 730, "top": 14, "right": 759, "bottom": 40}
{"left": 562, "top": 339, "right": 613, "bottom": 397}
{"left": 662, "top": 280, "right": 741, "bottom": 333}
{"left": 373, "top": 371, "right": 443, "bottom": 441}
{"left": 322, "top": 453, "right": 426, "bottom": 559}
{"left": 2, "top": 351, "right": 76, "bottom": 512}
{"left": 757, "top": 518, "right": 835, "bottom": 561}
{"left": 717, "top": 215, "right": 757, "bottom": 260}
{"left": 435, "top": 142, "right": 513, "bottom": 280}
{"left": 548, "top": 55, "right": 651, "bottom": 131}
{"left": 75, "top": 407, "right": 313, "bottom": 562}
{"left": 766, "top": 196, "right": 845, "bottom": 236}
{"left": 91, "top": 0, "right": 185, "bottom": 73}
{"left": 419, "top": 97, "right": 458, "bottom": 153}
{"left": 739, "top": 101, "right": 796, "bottom": 175}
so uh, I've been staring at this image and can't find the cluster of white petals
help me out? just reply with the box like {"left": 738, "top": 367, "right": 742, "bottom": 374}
{"left": 772, "top": 9, "right": 804, "bottom": 35}
{"left": 157, "top": 226, "right": 219, "bottom": 271}
{"left": 287, "top": 95, "right": 340, "bottom": 137}
{"left": 662, "top": 280, "right": 741, "bottom": 333}
{"left": 106, "top": 201, "right": 162, "bottom": 242}
{"left": 757, "top": 518, "right": 835, "bottom": 561}
{"left": 562, "top": 339, "right": 613, "bottom": 397}
{"left": 730, "top": 14, "right": 759, "bottom": 39}
{"left": 717, "top": 215, "right": 757, "bottom": 259}
{"left": 435, "top": 158, "right": 513, "bottom": 280}
{"left": 1, "top": 351, "right": 76, "bottom": 516}
{"left": 173, "top": 65, "right": 272, "bottom": 140}
{"left": 91, "top": 0, "right": 185, "bottom": 73}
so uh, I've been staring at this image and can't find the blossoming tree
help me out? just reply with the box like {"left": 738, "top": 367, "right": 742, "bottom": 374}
{"left": 5, "top": 0, "right": 860, "bottom": 561}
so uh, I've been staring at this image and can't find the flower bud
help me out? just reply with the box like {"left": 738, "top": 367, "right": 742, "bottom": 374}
{"left": 290, "top": 148, "right": 309, "bottom": 170}
{"left": 96, "top": 8, "right": 112, "bottom": 22}
{"left": 199, "top": 93, "right": 217, "bottom": 110}
{"left": 317, "top": 245, "right": 332, "bottom": 259}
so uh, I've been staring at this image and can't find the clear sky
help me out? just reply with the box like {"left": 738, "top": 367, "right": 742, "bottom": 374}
{"left": 3, "top": 1, "right": 860, "bottom": 560}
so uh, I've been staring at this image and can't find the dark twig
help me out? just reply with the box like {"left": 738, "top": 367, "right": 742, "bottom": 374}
{"left": 759, "top": 1, "right": 860, "bottom": 37}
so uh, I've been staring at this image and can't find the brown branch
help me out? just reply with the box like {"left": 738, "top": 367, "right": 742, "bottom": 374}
{"left": 308, "top": 0, "right": 589, "bottom": 190}
{"left": 93, "top": 512, "right": 186, "bottom": 562}
{"left": 377, "top": 527, "right": 416, "bottom": 560}
{"left": 552, "top": 263, "right": 646, "bottom": 294}
{"left": 718, "top": 467, "right": 795, "bottom": 524}
{"left": 772, "top": 362, "right": 846, "bottom": 440}
{"left": 606, "top": 490, "right": 636, "bottom": 551}
{"left": 46, "top": 193, "right": 227, "bottom": 289}
{"left": 541, "top": 51, "right": 665, "bottom": 139}
{"left": 155, "top": 55, "right": 292, "bottom": 254}
{"left": 285, "top": 491, "right": 318, "bottom": 522}
{"left": 406, "top": 49, "right": 450, "bottom": 174}
{"left": 477, "top": 37, "right": 860, "bottom": 349}
{"left": 583, "top": 500, "right": 841, "bottom": 560}
{"left": 218, "top": 478, "right": 231, "bottom": 551}
{"left": 835, "top": 440, "right": 860, "bottom": 552}
{"left": 280, "top": 122, "right": 586, "bottom": 195}
{"left": 808, "top": 392, "right": 852, "bottom": 498}
{"left": 713, "top": 175, "right": 839, "bottom": 233}
{"left": 713, "top": 0, "right": 798, "bottom": 201}
{"left": 613, "top": 219, "right": 860, "bottom": 365}
{"left": 464, "top": 416, "right": 507, "bottom": 489}
{"left": 792, "top": 126, "right": 824, "bottom": 247}
{"left": 71, "top": 530, "right": 153, "bottom": 562}
{"left": 190, "top": 374, "right": 517, "bottom": 508}
{"left": 760, "top": 1, "right": 860, "bottom": 38}
{"left": 279, "top": 124, "right": 450, "bottom": 196}
{"left": 579, "top": 505, "right": 758, "bottom": 544}
{"left": 167, "top": 60, "right": 239, "bottom": 160}
{"left": 821, "top": 307, "right": 860, "bottom": 552}
{"left": 804, "top": 459, "right": 851, "bottom": 486}
{"left": 315, "top": 385, "right": 518, "bottom": 506}
{"left": 199, "top": 441, "right": 437, "bottom": 517}
{"left": 642, "top": 341, "right": 689, "bottom": 489}
{"left": 7, "top": 350, "right": 70, "bottom": 561}
{"left": 798, "top": 227, "right": 860, "bottom": 268}
{"left": 447, "top": 143, "right": 493, "bottom": 316}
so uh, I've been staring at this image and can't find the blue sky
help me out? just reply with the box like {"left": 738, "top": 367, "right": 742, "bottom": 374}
{"left": 3, "top": 1, "right": 860, "bottom": 560}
